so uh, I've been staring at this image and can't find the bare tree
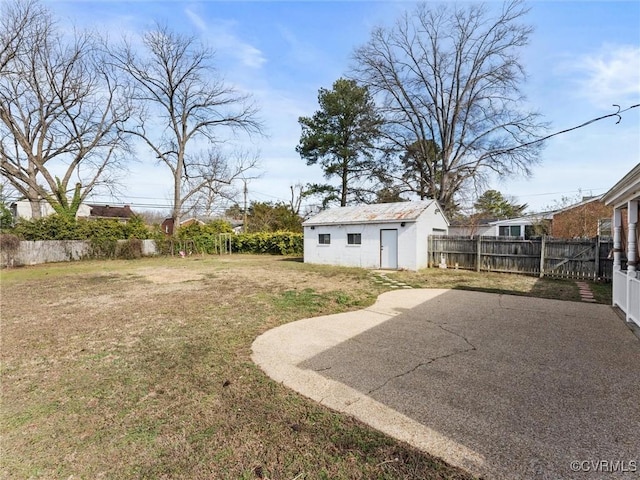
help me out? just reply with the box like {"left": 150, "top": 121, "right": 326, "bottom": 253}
{"left": 0, "top": 0, "right": 132, "bottom": 218}
{"left": 0, "top": 0, "right": 45, "bottom": 73}
{"left": 352, "top": 0, "right": 547, "bottom": 214}
{"left": 108, "top": 24, "right": 263, "bottom": 226}
{"left": 182, "top": 149, "right": 259, "bottom": 218}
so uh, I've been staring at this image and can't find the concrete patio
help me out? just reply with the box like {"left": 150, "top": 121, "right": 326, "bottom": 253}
{"left": 252, "top": 289, "right": 640, "bottom": 479}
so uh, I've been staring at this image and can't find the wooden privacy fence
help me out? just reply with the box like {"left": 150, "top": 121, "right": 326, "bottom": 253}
{"left": 429, "top": 236, "right": 616, "bottom": 280}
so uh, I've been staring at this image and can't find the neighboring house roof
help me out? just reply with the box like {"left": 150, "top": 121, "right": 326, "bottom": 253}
{"left": 550, "top": 195, "right": 604, "bottom": 215}
{"left": 602, "top": 163, "right": 640, "bottom": 208}
{"left": 448, "top": 217, "right": 497, "bottom": 227}
{"left": 303, "top": 200, "right": 448, "bottom": 226}
{"left": 89, "top": 204, "right": 134, "bottom": 219}
{"left": 489, "top": 212, "right": 553, "bottom": 227}
{"left": 179, "top": 218, "right": 205, "bottom": 226}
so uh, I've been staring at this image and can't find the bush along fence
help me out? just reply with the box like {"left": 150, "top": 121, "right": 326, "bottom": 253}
{"left": 0, "top": 237, "right": 158, "bottom": 268}
{"left": 1, "top": 232, "right": 303, "bottom": 267}
{"left": 429, "top": 235, "right": 617, "bottom": 281}
{"left": 160, "top": 232, "right": 303, "bottom": 256}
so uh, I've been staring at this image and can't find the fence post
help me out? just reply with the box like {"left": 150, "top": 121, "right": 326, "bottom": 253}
{"left": 476, "top": 235, "right": 481, "bottom": 272}
{"left": 594, "top": 236, "right": 600, "bottom": 280}
{"left": 539, "top": 235, "right": 546, "bottom": 278}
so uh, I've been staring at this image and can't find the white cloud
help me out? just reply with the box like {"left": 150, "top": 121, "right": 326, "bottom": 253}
{"left": 184, "top": 12, "right": 267, "bottom": 70}
{"left": 235, "top": 43, "right": 267, "bottom": 69}
{"left": 185, "top": 8, "right": 207, "bottom": 33}
{"left": 212, "top": 23, "right": 267, "bottom": 69}
{"left": 572, "top": 44, "right": 640, "bottom": 109}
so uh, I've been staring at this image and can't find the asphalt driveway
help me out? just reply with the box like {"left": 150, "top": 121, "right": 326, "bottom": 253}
{"left": 252, "top": 289, "right": 640, "bottom": 480}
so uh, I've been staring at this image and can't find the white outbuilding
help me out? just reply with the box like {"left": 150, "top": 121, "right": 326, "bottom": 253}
{"left": 302, "top": 200, "right": 449, "bottom": 271}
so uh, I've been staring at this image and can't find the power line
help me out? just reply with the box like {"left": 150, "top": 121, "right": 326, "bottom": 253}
{"left": 487, "top": 103, "right": 640, "bottom": 158}
{"left": 515, "top": 187, "right": 607, "bottom": 199}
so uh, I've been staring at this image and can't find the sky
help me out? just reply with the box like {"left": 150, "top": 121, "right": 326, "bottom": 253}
{"left": 45, "top": 0, "right": 640, "bottom": 216}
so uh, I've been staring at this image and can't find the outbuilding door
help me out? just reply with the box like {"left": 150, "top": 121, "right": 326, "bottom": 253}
{"left": 380, "top": 229, "right": 398, "bottom": 269}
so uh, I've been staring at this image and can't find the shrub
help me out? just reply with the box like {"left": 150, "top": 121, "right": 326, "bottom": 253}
{"left": 174, "top": 220, "right": 234, "bottom": 254}
{"left": 0, "top": 233, "right": 20, "bottom": 253}
{"left": 13, "top": 215, "right": 79, "bottom": 240}
{"left": 0, "top": 233, "right": 21, "bottom": 268}
{"left": 9, "top": 214, "right": 155, "bottom": 261}
{"left": 89, "top": 238, "right": 118, "bottom": 259}
{"left": 231, "top": 232, "right": 303, "bottom": 255}
{"left": 116, "top": 239, "right": 143, "bottom": 260}
{"left": 12, "top": 215, "right": 153, "bottom": 242}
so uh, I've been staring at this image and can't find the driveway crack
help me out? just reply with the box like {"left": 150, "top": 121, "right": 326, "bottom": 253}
{"left": 312, "top": 366, "right": 332, "bottom": 372}
{"left": 435, "top": 323, "right": 476, "bottom": 352}
{"left": 366, "top": 322, "right": 476, "bottom": 396}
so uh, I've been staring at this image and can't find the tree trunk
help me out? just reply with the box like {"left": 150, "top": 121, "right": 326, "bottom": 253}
{"left": 341, "top": 162, "right": 348, "bottom": 207}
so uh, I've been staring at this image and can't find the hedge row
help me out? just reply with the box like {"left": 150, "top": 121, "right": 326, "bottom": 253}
{"left": 232, "top": 232, "right": 302, "bottom": 255}
{"left": 7, "top": 215, "right": 303, "bottom": 257}
{"left": 11, "top": 215, "right": 152, "bottom": 241}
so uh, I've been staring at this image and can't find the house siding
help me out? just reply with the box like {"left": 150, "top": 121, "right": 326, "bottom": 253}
{"left": 303, "top": 201, "right": 449, "bottom": 271}
{"left": 551, "top": 200, "right": 610, "bottom": 238}
{"left": 304, "top": 222, "right": 416, "bottom": 269}
{"left": 11, "top": 200, "right": 91, "bottom": 220}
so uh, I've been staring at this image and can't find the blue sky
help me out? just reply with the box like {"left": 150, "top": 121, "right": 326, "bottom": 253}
{"left": 49, "top": 0, "right": 640, "bottom": 215}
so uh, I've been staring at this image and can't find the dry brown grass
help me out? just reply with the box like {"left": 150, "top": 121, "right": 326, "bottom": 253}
{"left": 1, "top": 255, "right": 475, "bottom": 480}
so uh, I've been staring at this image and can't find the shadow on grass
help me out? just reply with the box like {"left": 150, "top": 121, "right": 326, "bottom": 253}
{"left": 277, "top": 256, "right": 304, "bottom": 263}
{"left": 452, "top": 278, "right": 580, "bottom": 302}
{"left": 393, "top": 268, "right": 587, "bottom": 303}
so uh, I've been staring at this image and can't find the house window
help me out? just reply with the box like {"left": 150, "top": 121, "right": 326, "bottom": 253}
{"left": 524, "top": 225, "right": 537, "bottom": 239}
{"left": 499, "top": 226, "right": 521, "bottom": 237}
{"left": 318, "top": 234, "right": 331, "bottom": 245}
{"left": 347, "top": 233, "right": 361, "bottom": 245}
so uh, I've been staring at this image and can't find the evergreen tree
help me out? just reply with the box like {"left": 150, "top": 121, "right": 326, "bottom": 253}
{"left": 297, "top": 78, "right": 383, "bottom": 207}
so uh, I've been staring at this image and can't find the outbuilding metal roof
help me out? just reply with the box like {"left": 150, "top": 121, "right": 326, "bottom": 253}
{"left": 303, "top": 200, "right": 440, "bottom": 226}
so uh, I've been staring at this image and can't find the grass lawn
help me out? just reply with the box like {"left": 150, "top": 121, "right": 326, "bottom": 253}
{"left": 389, "top": 267, "right": 612, "bottom": 305}
{"left": 0, "top": 255, "right": 611, "bottom": 479}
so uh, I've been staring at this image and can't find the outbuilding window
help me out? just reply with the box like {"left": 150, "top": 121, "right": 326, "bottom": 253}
{"left": 347, "top": 233, "right": 361, "bottom": 245}
{"left": 318, "top": 234, "right": 331, "bottom": 245}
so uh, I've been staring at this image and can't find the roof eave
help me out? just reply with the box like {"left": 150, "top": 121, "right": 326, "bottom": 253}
{"left": 602, "top": 164, "right": 640, "bottom": 207}
{"left": 303, "top": 219, "right": 418, "bottom": 227}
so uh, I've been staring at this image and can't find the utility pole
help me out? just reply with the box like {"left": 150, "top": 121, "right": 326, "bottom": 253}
{"left": 243, "top": 179, "right": 248, "bottom": 233}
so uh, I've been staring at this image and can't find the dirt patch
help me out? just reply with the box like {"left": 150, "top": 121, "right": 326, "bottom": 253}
{"left": 135, "top": 266, "right": 205, "bottom": 284}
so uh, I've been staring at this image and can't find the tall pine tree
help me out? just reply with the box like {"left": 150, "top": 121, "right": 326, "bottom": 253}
{"left": 297, "top": 78, "right": 383, "bottom": 207}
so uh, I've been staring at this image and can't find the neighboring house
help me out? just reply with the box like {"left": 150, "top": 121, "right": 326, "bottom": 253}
{"left": 487, "top": 214, "right": 552, "bottom": 239}
{"left": 161, "top": 218, "right": 175, "bottom": 235}
{"left": 179, "top": 218, "right": 205, "bottom": 228}
{"left": 9, "top": 200, "right": 137, "bottom": 223}
{"left": 302, "top": 200, "right": 449, "bottom": 271}
{"left": 550, "top": 195, "right": 611, "bottom": 239}
{"left": 161, "top": 217, "right": 212, "bottom": 235}
{"left": 229, "top": 220, "right": 244, "bottom": 234}
{"left": 602, "top": 163, "right": 639, "bottom": 327}
{"left": 448, "top": 218, "right": 496, "bottom": 237}
{"left": 449, "top": 213, "right": 551, "bottom": 238}
{"left": 10, "top": 200, "right": 92, "bottom": 221}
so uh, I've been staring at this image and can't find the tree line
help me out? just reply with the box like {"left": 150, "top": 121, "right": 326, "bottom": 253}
{"left": 298, "top": 0, "right": 546, "bottom": 216}
{"left": 1, "top": 0, "right": 260, "bottom": 227}
{"left": 1, "top": 0, "right": 545, "bottom": 228}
